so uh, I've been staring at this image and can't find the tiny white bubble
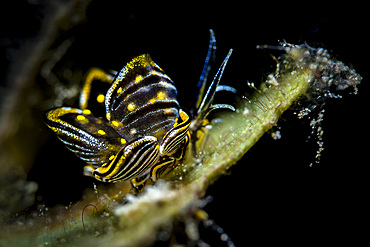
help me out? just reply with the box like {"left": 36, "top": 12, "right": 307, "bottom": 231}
{"left": 221, "top": 233, "right": 229, "bottom": 241}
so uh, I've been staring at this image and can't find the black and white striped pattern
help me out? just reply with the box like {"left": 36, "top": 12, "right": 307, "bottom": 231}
{"left": 105, "top": 54, "right": 180, "bottom": 142}
{"left": 44, "top": 54, "right": 192, "bottom": 184}
{"left": 93, "top": 136, "right": 160, "bottom": 182}
{"left": 43, "top": 107, "right": 122, "bottom": 166}
{"left": 160, "top": 109, "right": 191, "bottom": 156}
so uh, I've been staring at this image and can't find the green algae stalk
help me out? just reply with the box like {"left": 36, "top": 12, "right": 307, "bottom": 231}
{"left": 0, "top": 43, "right": 361, "bottom": 247}
{"left": 106, "top": 44, "right": 361, "bottom": 246}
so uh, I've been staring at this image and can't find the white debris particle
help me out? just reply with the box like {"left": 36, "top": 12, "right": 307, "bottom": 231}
{"left": 221, "top": 233, "right": 229, "bottom": 241}
{"left": 271, "top": 130, "right": 281, "bottom": 140}
{"left": 243, "top": 107, "right": 250, "bottom": 116}
{"left": 114, "top": 180, "right": 175, "bottom": 216}
{"left": 298, "top": 107, "right": 313, "bottom": 119}
{"left": 266, "top": 74, "right": 279, "bottom": 86}
{"left": 93, "top": 183, "right": 98, "bottom": 194}
{"left": 130, "top": 128, "right": 137, "bottom": 135}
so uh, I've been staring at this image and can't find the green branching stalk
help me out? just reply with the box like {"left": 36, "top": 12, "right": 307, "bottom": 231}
{"left": 0, "top": 44, "right": 361, "bottom": 246}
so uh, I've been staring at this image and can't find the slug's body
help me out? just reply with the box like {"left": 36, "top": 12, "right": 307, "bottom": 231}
{"left": 44, "top": 30, "right": 233, "bottom": 192}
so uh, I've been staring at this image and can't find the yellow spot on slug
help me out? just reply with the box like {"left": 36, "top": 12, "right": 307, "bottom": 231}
{"left": 156, "top": 91, "right": 166, "bottom": 100}
{"left": 76, "top": 115, "right": 86, "bottom": 121}
{"left": 127, "top": 102, "right": 136, "bottom": 111}
{"left": 148, "top": 91, "right": 168, "bottom": 104}
{"left": 82, "top": 109, "right": 91, "bottom": 115}
{"left": 112, "top": 120, "right": 123, "bottom": 127}
{"left": 97, "top": 94, "right": 105, "bottom": 103}
{"left": 135, "top": 75, "right": 143, "bottom": 83}
{"left": 76, "top": 115, "right": 89, "bottom": 124}
{"left": 98, "top": 129, "right": 106, "bottom": 135}
{"left": 117, "top": 87, "right": 123, "bottom": 94}
{"left": 120, "top": 138, "right": 126, "bottom": 145}
{"left": 109, "top": 155, "right": 115, "bottom": 161}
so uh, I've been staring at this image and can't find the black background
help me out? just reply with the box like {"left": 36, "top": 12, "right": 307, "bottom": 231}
{"left": 1, "top": 1, "right": 368, "bottom": 246}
